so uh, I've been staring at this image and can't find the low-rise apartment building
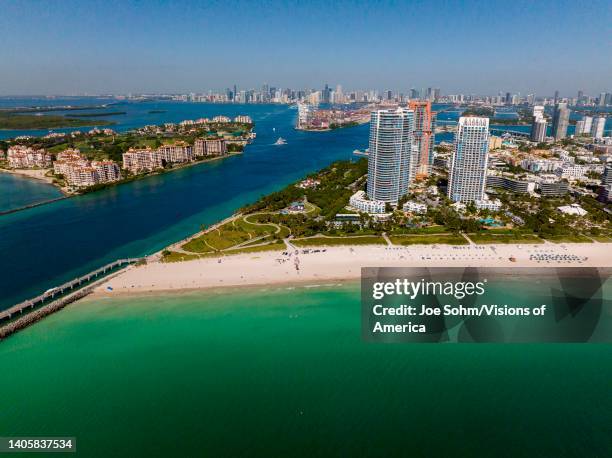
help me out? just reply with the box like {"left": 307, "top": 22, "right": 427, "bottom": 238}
{"left": 538, "top": 175, "right": 569, "bottom": 196}
{"left": 234, "top": 115, "right": 252, "bottom": 124}
{"left": 555, "top": 163, "right": 588, "bottom": 180}
{"left": 122, "top": 142, "right": 194, "bottom": 174}
{"left": 7, "top": 145, "right": 52, "bottom": 168}
{"left": 349, "top": 190, "right": 386, "bottom": 214}
{"left": 122, "top": 148, "right": 163, "bottom": 173}
{"left": 53, "top": 149, "right": 121, "bottom": 187}
{"left": 486, "top": 171, "right": 536, "bottom": 194}
{"left": 402, "top": 201, "right": 428, "bottom": 214}
{"left": 212, "top": 115, "right": 231, "bottom": 123}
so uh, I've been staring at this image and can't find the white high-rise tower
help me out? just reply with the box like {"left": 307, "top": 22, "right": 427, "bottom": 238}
{"left": 591, "top": 117, "right": 606, "bottom": 139}
{"left": 367, "top": 107, "right": 415, "bottom": 204}
{"left": 448, "top": 117, "right": 490, "bottom": 202}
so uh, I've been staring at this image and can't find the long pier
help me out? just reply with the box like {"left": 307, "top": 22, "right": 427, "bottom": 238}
{"left": 0, "top": 196, "right": 70, "bottom": 217}
{"left": 0, "top": 258, "right": 143, "bottom": 324}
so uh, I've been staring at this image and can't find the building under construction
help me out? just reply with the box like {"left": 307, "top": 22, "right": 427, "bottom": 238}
{"left": 408, "top": 100, "right": 436, "bottom": 179}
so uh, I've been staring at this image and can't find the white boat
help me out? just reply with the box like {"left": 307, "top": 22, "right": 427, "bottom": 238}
{"left": 274, "top": 137, "right": 287, "bottom": 145}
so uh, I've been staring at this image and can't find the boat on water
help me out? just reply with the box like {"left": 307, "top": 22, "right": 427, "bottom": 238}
{"left": 274, "top": 137, "right": 287, "bottom": 145}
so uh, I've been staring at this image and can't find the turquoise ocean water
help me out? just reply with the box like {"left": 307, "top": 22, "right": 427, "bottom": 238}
{"left": 0, "top": 283, "right": 610, "bottom": 457}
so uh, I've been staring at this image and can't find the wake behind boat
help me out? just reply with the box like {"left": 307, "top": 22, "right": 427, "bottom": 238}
{"left": 274, "top": 137, "right": 287, "bottom": 145}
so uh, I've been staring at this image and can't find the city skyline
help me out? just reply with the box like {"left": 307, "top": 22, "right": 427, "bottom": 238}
{"left": 1, "top": 0, "right": 610, "bottom": 95}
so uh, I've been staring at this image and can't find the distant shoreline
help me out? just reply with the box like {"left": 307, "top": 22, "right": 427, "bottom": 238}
{"left": 297, "top": 118, "right": 369, "bottom": 132}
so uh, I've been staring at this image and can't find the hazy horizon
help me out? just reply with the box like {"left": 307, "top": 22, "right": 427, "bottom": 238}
{"left": 1, "top": 0, "right": 610, "bottom": 96}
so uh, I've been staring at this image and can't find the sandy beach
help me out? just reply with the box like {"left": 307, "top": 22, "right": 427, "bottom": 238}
{"left": 0, "top": 168, "right": 57, "bottom": 186}
{"left": 92, "top": 242, "right": 612, "bottom": 297}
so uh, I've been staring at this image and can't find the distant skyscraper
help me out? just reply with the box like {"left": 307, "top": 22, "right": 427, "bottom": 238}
{"left": 576, "top": 116, "right": 592, "bottom": 136}
{"left": 599, "top": 92, "right": 607, "bottom": 107}
{"left": 591, "top": 117, "right": 606, "bottom": 139}
{"left": 530, "top": 105, "right": 547, "bottom": 142}
{"left": 532, "top": 105, "right": 545, "bottom": 120}
{"left": 322, "top": 84, "right": 331, "bottom": 103}
{"left": 505, "top": 92, "right": 512, "bottom": 104}
{"left": 531, "top": 118, "right": 547, "bottom": 142}
{"left": 408, "top": 100, "right": 436, "bottom": 178}
{"left": 551, "top": 103, "right": 570, "bottom": 140}
{"left": 335, "top": 84, "right": 343, "bottom": 103}
{"left": 409, "top": 88, "right": 419, "bottom": 99}
{"left": 367, "top": 108, "right": 415, "bottom": 204}
{"left": 448, "top": 117, "right": 489, "bottom": 203}
{"left": 553, "top": 90, "right": 559, "bottom": 105}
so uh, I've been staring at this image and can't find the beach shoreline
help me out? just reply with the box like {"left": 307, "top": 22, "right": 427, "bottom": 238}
{"left": 0, "top": 167, "right": 58, "bottom": 186}
{"left": 92, "top": 242, "right": 612, "bottom": 298}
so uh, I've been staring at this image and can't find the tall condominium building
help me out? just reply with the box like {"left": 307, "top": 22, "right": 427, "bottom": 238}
{"left": 408, "top": 100, "right": 436, "bottom": 178}
{"left": 366, "top": 107, "right": 415, "bottom": 204}
{"left": 531, "top": 105, "right": 547, "bottom": 142}
{"left": 448, "top": 117, "right": 490, "bottom": 203}
{"left": 591, "top": 117, "right": 606, "bottom": 139}
{"left": 296, "top": 103, "right": 315, "bottom": 129}
{"left": 531, "top": 118, "right": 547, "bottom": 142}
{"left": 551, "top": 103, "right": 570, "bottom": 140}
{"left": 583, "top": 116, "right": 593, "bottom": 133}
{"left": 602, "top": 163, "right": 612, "bottom": 187}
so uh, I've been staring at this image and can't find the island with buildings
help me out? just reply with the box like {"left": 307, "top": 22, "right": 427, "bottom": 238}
{"left": 296, "top": 102, "right": 372, "bottom": 131}
{"left": 0, "top": 115, "right": 254, "bottom": 195}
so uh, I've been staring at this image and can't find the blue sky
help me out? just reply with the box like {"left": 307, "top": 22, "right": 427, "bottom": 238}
{"left": 0, "top": 0, "right": 610, "bottom": 96}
